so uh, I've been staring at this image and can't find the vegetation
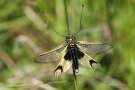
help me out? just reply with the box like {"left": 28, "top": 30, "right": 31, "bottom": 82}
{"left": 0, "top": 0, "right": 135, "bottom": 90}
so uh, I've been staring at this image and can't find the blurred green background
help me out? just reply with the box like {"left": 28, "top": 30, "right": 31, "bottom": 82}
{"left": 0, "top": 0, "right": 135, "bottom": 90}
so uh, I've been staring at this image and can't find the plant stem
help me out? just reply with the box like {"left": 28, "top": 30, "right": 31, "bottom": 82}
{"left": 63, "top": 0, "right": 78, "bottom": 90}
{"left": 63, "top": 0, "right": 70, "bottom": 35}
{"left": 72, "top": 66, "right": 78, "bottom": 90}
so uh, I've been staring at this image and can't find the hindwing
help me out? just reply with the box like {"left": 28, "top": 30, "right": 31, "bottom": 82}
{"left": 54, "top": 47, "right": 72, "bottom": 77}
{"left": 77, "top": 44, "right": 101, "bottom": 69}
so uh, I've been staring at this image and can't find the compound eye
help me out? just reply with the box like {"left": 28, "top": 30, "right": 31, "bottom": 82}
{"left": 71, "top": 36, "right": 75, "bottom": 39}
{"left": 66, "top": 36, "right": 70, "bottom": 40}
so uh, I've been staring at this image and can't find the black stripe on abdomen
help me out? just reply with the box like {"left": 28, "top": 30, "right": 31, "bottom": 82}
{"left": 64, "top": 44, "right": 84, "bottom": 72}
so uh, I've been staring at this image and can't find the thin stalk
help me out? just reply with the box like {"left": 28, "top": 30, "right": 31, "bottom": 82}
{"left": 72, "top": 66, "right": 78, "bottom": 90}
{"left": 63, "top": 0, "right": 70, "bottom": 35}
{"left": 63, "top": 0, "right": 78, "bottom": 90}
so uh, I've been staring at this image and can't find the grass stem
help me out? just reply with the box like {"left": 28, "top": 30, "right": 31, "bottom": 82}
{"left": 63, "top": 0, "right": 78, "bottom": 90}
{"left": 72, "top": 66, "right": 79, "bottom": 90}
{"left": 63, "top": 0, "right": 70, "bottom": 35}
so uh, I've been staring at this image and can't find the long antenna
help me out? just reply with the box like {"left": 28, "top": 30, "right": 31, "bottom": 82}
{"left": 42, "top": 11, "right": 66, "bottom": 37}
{"left": 74, "top": 4, "right": 84, "bottom": 35}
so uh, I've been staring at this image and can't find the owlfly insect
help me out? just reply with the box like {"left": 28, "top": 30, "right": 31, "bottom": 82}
{"left": 35, "top": 5, "right": 113, "bottom": 77}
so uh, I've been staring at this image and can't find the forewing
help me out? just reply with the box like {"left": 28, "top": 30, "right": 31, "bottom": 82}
{"left": 77, "top": 41, "right": 113, "bottom": 54}
{"left": 35, "top": 44, "right": 66, "bottom": 63}
{"left": 77, "top": 45, "right": 101, "bottom": 69}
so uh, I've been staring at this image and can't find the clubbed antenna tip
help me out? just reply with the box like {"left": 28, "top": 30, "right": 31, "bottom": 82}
{"left": 42, "top": 11, "right": 44, "bottom": 14}
{"left": 82, "top": 4, "right": 84, "bottom": 7}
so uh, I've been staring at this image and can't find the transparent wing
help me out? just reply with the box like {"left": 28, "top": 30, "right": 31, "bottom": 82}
{"left": 54, "top": 51, "right": 72, "bottom": 77}
{"left": 35, "top": 44, "right": 66, "bottom": 63}
{"left": 77, "top": 45, "right": 101, "bottom": 69}
{"left": 77, "top": 41, "right": 113, "bottom": 54}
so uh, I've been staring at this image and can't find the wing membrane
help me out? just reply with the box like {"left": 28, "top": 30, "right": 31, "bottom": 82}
{"left": 77, "top": 41, "right": 113, "bottom": 54}
{"left": 77, "top": 45, "right": 101, "bottom": 69}
{"left": 54, "top": 51, "right": 72, "bottom": 77}
{"left": 35, "top": 44, "right": 66, "bottom": 63}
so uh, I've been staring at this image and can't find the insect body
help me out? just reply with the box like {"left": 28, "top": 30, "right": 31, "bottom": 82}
{"left": 35, "top": 35, "right": 113, "bottom": 77}
{"left": 35, "top": 4, "right": 113, "bottom": 77}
